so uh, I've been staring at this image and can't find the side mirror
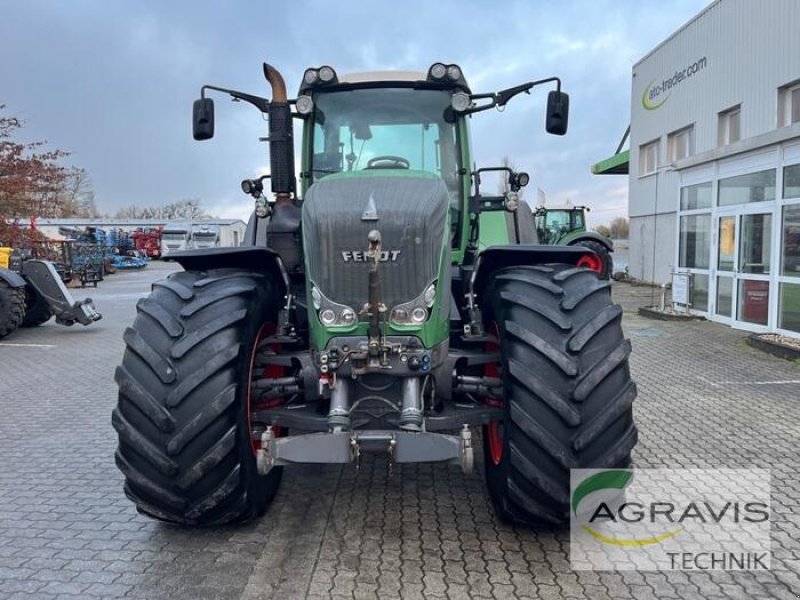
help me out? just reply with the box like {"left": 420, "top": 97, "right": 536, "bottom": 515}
{"left": 545, "top": 90, "right": 569, "bottom": 135}
{"left": 193, "top": 98, "right": 215, "bottom": 140}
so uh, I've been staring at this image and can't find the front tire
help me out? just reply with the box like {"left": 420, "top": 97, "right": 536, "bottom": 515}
{"left": 21, "top": 286, "right": 53, "bottom": 327}
{"left": 483, "top": 264, "right": 637, "bottom": 525}
{"left": 112, "top": 268, "right": 283, "bottom": 526}
{"left": 0, "top": 280, "right": 25, "bottom": 339}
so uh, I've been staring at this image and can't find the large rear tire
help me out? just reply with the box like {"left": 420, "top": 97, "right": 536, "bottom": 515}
{"left": 574, "top": 239, "right": 613, "bottom": 280}
{"left": 112, "top": 268, "right": 283, "bottom": 526}
{"left": 482, "top": 264, "right": 637, "bottom": 525}
{"left": 0, "top": 280, "right": 25, "bottom": 339}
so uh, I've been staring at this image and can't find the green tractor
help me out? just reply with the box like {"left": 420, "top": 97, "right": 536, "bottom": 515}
{"left": 112, "top": 62, "right": 636, "bottom": 526}
{"left": 534, "top": 206, "right": 614, "bottom": 279}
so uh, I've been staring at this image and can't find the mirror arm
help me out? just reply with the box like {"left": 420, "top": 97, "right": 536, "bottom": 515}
{"left": 464, "top": 76, "right": 563, "bottom": 114}
{"left": 201, "top": 85, "right": 271, "bottom": 114}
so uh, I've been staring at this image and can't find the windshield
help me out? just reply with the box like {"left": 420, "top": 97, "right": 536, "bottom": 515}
{"left": 311, "top": 88, "right": 460, "bottom": 189}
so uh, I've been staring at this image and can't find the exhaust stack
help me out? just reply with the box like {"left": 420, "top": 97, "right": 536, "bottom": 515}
{"left": 263, "top": 63, "right": 295, "bottom": 202}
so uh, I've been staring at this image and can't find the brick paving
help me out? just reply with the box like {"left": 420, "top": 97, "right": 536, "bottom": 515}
{"left": 0, "top": 261, "right": 798, "bottom": 599}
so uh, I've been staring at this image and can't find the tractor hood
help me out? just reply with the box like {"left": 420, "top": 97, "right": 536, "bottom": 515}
{"left": 302, "top": 170, "right": 449, "bottom": 315}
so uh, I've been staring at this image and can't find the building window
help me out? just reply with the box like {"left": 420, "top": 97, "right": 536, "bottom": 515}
{"left": 779, "top": 283, "right": 800, "bottom": 333}
{"left": 718, "top": 106, "right": 741, "bottom": 146}
{"left": 718, "top": 169, "right": 776, "bottom": 206}
{"left": 668, "top": 126, "right": 694, "bottom": 162}
{"left": 778, "top": 81, "right": 800, "bottom": 127}
{"left": 680, "top": 182, "right": 712, "bottom": 210}
{"left": 783, "top": 205, "right": 800, "bottom": 277}
{"left": 784, "top": 164, "right": 800, "bottom": 199}
{"left": 679, "top": 214, "right": 711, "bottom": 269}
{"left": 639, "top": 139, "right": 658, "bottom": 176}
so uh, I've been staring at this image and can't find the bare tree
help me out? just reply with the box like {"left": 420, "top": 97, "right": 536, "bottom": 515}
{"left": 609, "top": 217, "right": 629, "bottom": 239}
{"left": 594, "top": 224, "right": 612, "bottom": 238}
{"left": 58, "top": 168, "right": 96, "bottom": 217}
{"left": 114, "top": 198, "right": 208, "bottom": 220}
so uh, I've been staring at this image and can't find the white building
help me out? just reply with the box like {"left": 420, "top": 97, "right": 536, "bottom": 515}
{"left": 594, "top": 0, "right": 800, "bottom": 337}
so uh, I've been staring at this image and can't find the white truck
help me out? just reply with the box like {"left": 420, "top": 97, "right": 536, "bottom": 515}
{"left": 191, "top": 223, "right": 220, "bottom": 249}
{"left": 160, "top": 225, "right": 191, "bottom": 256}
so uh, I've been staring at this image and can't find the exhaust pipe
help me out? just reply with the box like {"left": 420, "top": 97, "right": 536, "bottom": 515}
{"left": 263, "top": 63, "right": 295, "bottom": 202}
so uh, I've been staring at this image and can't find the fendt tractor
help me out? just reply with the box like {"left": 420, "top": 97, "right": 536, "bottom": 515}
{"left": 112, "top": 62, "right": 637, "bottom": 526}
{"left": 534, "top": 205, "right": 614, "bottom": 279}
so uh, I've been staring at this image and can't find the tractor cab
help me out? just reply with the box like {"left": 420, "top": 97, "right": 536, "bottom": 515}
{"left": 534, "top": 206, "right": 588, "bottom": 245}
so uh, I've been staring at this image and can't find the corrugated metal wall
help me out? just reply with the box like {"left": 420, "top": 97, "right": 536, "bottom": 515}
{"left": 628, "top": 0, "right": 800, "bottom": 282}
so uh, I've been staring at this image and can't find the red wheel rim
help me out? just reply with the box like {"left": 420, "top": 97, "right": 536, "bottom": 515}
{"left": 487, "top": 421, "right": 504, "bottom": 466}
{"left": 246, "top": 323, "right": 285, "bottom": 455}
{"left": 485, "top": 323, "right": 504, "bottom": 465}
{"left": 577, "top": 253, "right": 603, "bottom": 274}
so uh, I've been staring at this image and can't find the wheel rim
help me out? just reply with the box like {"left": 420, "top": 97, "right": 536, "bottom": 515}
{"left": 577, "top": 253, "right": 603, "bottom": 274}
{"left": 485, "top": 323, "right": 504, "bottom": 465}
{"left": 246, "top": 322, "right": 285, "bottom": 455}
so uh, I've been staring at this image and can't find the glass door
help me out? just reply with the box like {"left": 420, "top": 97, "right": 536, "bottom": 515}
{"left": 714, "top": 210, "right": 774, "bottom": 329}
{"left": 715, "top": 214, "right": 737, "bottom": 320}
{"left": 735, "top": 212, "right": 772, "bottom": 328}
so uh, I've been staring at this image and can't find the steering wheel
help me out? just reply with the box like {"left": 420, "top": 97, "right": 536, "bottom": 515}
{"left": 365, "top": 155, "right": 410, "bottom": 169}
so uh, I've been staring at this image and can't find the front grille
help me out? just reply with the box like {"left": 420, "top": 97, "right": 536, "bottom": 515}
{"left": 303, "top": 174, "right": 449, "bottom": 310}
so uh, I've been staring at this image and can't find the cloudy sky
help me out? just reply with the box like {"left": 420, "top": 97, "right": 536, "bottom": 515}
{"left": 1, "top": 0, "right": 709, "bottom": 227}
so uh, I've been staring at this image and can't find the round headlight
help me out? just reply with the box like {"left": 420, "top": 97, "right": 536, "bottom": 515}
{"left": 430, "top": 63, "right": 446, "bottom": 80}
{"left": 319, "top": 309, "right": 336, "bottom": 325}
{"left": 391, "top": 308, "right": 409, "bottom": 324}
{"left": 319, "top": 66, "right": 335, "bottom": 82}
{"left": 296, "top": 95, "right": 314, "bottom": 115}
{"left": 340, "top": 307, "right": 356, "bottom": 324}
{"left": 411, "top": 307, "right": 428, "bottom": 323}
{"left": 303, "top": 69, "right": 319, "bottom": 85}
{"left": 447, "top": 65, "right": 462, "bottom": 81}
{"left": 311, "top": 287, "right": 322, "bottom": 310}
{"left": 517, "top": 172, "right": 530, "bottom": 187}
{"left": 423, "top": 283, "right": 436, "bottom": 307}
{"left": 450, "top": 92, "right": 470, "bottom": 112}
{"left": 505, "top": 192, "right": 519, "bottom": 212}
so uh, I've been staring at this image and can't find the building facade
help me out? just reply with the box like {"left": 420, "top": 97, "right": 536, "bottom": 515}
{"left": 14, "top": 218, "right": 246, "bottom": 248}
{"left": 626, "top": 0, "right": 800, "bottom": 337}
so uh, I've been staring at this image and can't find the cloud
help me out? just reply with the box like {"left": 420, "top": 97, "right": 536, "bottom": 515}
{"left": 0, "top": 0, "right": 708, "bottom": 220}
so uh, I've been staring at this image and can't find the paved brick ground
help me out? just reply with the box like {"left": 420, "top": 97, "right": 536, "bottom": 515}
{"left": 0, "top": 262, "right": 798, "bottom": 599}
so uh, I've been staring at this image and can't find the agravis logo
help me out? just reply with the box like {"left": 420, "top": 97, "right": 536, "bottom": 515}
{"left": 572, "top": 469, "right": 681, "bottom": 547}
{"left": 570, "top": 468, "right": 772, "bottom": 571}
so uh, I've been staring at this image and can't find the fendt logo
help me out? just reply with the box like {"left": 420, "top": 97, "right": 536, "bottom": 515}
{"left": 341, "top": 250, "right": 401, "bottom": 263}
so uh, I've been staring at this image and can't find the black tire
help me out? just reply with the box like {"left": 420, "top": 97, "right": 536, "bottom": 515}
{"left": 482, "top": 264, "right": 637, "bottom": 526}
{"left": 0, "top": 280, "right": 26, "bottom": 339}
{"left": 574, "top": 239, "right": 613, "bottom": 280}
{"left": 21, "top": 286, "right": 54, "bottom": 327}
{"left": 112, "top": 268, "right": 283, "bottom": 526}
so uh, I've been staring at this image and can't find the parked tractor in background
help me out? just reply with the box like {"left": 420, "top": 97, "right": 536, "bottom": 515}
{"left": 113, "top": 62, "right": 637, "bottom": 527}
{"left": 0, "top": 247, "right": 101, "bottom": 339}
{"left": 534, "top": 205, "right": 614, "bottom": 279}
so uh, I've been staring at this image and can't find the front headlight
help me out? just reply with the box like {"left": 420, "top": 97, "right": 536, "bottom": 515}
{"left": 390, "top": 280, "right": 437, "bottom": 326}
{"left": 311, "top": 283, "right": 358, "bottom": 328}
